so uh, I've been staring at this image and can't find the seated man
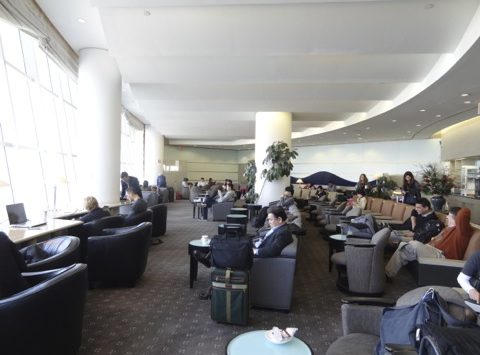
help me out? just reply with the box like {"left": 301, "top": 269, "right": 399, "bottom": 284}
{"left": 253, "top": 205, "right": 294, "bottom": 257}
{"left": 386, "top": 207, "right": 473, "bottom": 278}
{"left": 195, "top": 206, "right": 293, "bottom": 267}
{"left": 125, "top": 187, "right": 148, "bottom": 218}
{"left": 202, "top": 183, "right": 236, "bottom": 220}
{"left": 391, "top": 198, "right": 439, "bottom": 239}
{"left": 457, "top": 250, "right": 480, "bottom": 304}
{"left": 79, "top": 196, "right": 110, "bottom": 223}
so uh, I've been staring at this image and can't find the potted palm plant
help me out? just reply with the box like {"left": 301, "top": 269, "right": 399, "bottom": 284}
{"left": 420, "top": 163, "right": 455, "bottom": 211}
{"left": 243, "top": 160, "right": 258, "bottom": 203}
{"left": 260, "top": 141, "right": 298, "bottom": 182}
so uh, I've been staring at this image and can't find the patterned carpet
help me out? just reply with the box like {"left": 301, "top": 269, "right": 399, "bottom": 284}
{"left": 78, "top": 200, "right": 416, "bottom": 355}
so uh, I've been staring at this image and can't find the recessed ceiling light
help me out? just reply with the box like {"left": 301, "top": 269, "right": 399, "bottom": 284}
{"left": 419, "top": 109, "right": 426, "bottom": 112}
{"left": 416, "top": 124, "right": 422, "bottom": 127}
{"left": 435, "top": 114, "right": 442, "bottom": 118}
{"left": 407, "top": 131, "right": 411, "bottom": 134}
{"left": 366, "top": 127, "right": 371, "bottom": 130}
{"left": 343, "top": 132, "right": 347, "bottom": 135}
{"left": 356, "top": 133, "right": 361, "bottom": 136}
{"left": 144, "top": 9, "right": 151, "bottom": 16}
{"left": 357, "top": 137, "right": 363, "bottom": 140}
{"left": 424, "top": 3, "right": 435, "bottom": 10}
{"left": 461, "top": 93, "right": 470, "bottom": 97}
{"left": 464, "top": 101, "right": 472, "bottom": 104}
{"left": 392, "top": 119, "right": 397, "bottom": 123}
{"left": 77, "top": 18, "right": 86, "bottom": 24}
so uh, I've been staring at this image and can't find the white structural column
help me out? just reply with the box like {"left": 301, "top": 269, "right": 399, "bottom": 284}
{"left": 78, "top": 48, "right": 121, "bottom": 205}
{"left": 144, "top": 127, "right": 165, "bottom": 185}
{"left": 255, "top": 112, "right": 292, "bottom": 206}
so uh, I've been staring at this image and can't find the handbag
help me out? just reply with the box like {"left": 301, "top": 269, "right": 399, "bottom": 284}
{"left": 210, "top": 234, "right": 253, "bottom": 270}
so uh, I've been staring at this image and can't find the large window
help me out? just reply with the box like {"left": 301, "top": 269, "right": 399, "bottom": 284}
{"left": 0, "top": 20, "right": 80, "bottom": 221}
{"left": 120, "top": 112, "right": 145, "bottom": 183}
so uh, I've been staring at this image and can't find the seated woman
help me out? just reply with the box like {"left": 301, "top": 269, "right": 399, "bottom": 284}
{"left": 386, "top": 207, "right": 473, "bottom": 278}
{"left": 457, "top": 250, "right": 480, "bottom": 304}
{"left": 79, "top": 196, "right": 110, "bottom": 223}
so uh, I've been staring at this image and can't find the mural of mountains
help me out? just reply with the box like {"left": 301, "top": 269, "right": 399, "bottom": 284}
{"left": 290, "top": 171, "right": 357, "bottom": 187}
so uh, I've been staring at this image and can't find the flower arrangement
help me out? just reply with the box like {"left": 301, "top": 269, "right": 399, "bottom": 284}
{"left": 368, "top": 175, "right": 398, "bottom": 199}
{"left": 420, "top": 163, "right": 455, "bottom": 196}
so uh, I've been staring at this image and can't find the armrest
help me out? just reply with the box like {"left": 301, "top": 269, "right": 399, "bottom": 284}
{"left": 342, "top": 296, "right": 396, "bottom": 307}
{"left": 339, "top": 216, "right": 356, "bottom": 222}
{"left": 346, "top": 237, "right": 370, "bottom": 244}
{"left": 345, "top": 242, "right": 374, "bottom": 247}
{"left": 22, "top": 265, "right": 74, "bottom": 286}
{"left": 341, "top": 303, "right": 384, "bottom": 336}
{"left": 384, "top": 343, "right": 417, "bottom": 354}
{"left": 417, "top": 257, "right": 465, "bottom": 268}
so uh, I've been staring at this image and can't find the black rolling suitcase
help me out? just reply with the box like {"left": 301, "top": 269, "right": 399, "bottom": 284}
{"left": 211, "top": 268, "right": 249, "bottom": 325}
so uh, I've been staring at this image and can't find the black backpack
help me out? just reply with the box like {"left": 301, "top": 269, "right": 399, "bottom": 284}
{"left": 210, "top": 233, "right": 253, "bottom": 270}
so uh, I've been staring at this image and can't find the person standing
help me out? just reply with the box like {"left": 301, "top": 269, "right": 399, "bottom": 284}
{"left": 120, "top": 171, "right": 142, "bottom": 199}
{"left": 156, "top": 174, "right": 167, "bottom": 188}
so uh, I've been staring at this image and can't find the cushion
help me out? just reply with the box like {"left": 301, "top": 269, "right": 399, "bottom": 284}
{"left": 331, "top": 251, "right": 346, "bottom": 266}
{"left": 22, "top": 244, "right": 50, "bottom": 263}
{"left": 0, "top": 232, "right": 28, "bottom": 299}
{"left": 326, "top": 333, "right": 379, "bottom": 355}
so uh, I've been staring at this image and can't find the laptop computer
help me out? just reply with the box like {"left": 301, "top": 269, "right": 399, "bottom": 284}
{"left": 6, "top": 203, "right": 47, "bottom": 228}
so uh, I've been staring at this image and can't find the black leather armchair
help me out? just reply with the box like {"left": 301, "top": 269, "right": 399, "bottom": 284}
{"left": 123, "top": 209, "right": 153, "bottom": 227}
{"left": 87, "top": 222, "right": 152, "bottom": 288}
{"left": 148, "top": 204, "right": 167, "bottom": 243}
{"left": 0, "top": 264, "right": 88, "bottom": 355}
{"left": 72, "top": 215, "right": 125, "bottom": 262}
{"left": 20, "top": 235, "right": 80, "bottom": 272}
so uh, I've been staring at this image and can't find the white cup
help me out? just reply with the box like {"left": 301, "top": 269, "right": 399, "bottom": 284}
{"left": 201, "top": 235, "right": 209, "bottom": 244}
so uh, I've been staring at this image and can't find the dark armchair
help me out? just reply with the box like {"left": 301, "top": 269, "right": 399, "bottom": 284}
{"left": 123, "top": 209, "right": 153, "bottom": 227}
{"left": 250, "top": 236, "right": 298, "bottom": 311}
{"left": 0, "top": 264, "right": 88, "bottom": 355}
{"left": 148, "top": 204, "right": 167, "bottom": 243}
{"left": 331, "top": 228, "right": 391, "bottom": 295}
{"left": 87, "top": 222, "right": 152, "bottom": 288}
{"left": 72, "top": 215, "right": 125, "bottom": 262}
{"left": 20, "top": 235, "right": 80, "bottom": 272}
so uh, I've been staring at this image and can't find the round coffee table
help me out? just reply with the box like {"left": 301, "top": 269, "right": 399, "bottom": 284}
{"left": 188, "top": 239, "right": 210, "bottom": 288}
{"left": 230, "top": 207, "right": 248, "bottom": 216}
{"left": 226, "top": 330, "right": 312, "bottom": 355}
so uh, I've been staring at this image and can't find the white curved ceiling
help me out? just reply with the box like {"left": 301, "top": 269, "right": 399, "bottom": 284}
{"left": 37, "top": 0, "right": 480, "bottom": 148}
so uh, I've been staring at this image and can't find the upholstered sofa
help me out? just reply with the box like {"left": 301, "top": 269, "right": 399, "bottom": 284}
{"left": 250, "top": 236, "right": 298, "bottom": 311}
{"left": 0, "top": 264, "right": 88, "bottom": 355}
{"left": 409, "top": 224, "right": 480, "bottom": 286}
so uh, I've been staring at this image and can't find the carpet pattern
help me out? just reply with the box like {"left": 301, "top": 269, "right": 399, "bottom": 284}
{"left": 79, "top": 200, "right": 416, "bottom": 355}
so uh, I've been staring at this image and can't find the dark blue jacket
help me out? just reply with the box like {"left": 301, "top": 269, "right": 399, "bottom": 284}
{"left": 79, "top": 207, "right": 110, "bottom": 223}
{"left": 257, "top": 224, "right": 293, "bottom": 258}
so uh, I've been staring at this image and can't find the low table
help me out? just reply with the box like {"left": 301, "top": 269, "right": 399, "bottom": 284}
{"left": 226, "top": 330, "right": 312, "bottom": 355}
{"left": 188, "top": 239, "right": 210, "bottom": 288}
{"left": 218, "top": 223, "right": 244, "bottom": 236}
{"left": 230, "top": 207, "right": 248, "bottom": 216}
{"left": 328, "top": 234, "right": 347, "bottom": 272}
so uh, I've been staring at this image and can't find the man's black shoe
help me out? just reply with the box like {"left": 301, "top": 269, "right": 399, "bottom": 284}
{"left": 193, "top": 250, "right": 211, "bottom": 268}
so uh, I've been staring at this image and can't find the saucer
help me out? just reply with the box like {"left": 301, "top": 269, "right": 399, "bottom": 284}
{"left": 264, "top": 330, "right": 293, "bottom": 344}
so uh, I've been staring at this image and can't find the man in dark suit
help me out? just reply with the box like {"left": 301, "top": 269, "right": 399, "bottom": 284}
{"left": 120, "top": 171, "right": 142, "bottom": 199}
{"left": 253, "top": 205, "right": 293, "bottom": 258}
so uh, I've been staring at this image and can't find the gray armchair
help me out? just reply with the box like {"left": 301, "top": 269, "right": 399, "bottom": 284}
{"left": 212, "top": 201, "right": 235, "bottom": 221}
{"left": 324, "top": 206, "right": 362, "bottom": 234}
{"left": 331, "top": 227, "right": 391, "bottom": 295}
{"left": 250, "top": 236, "right": 297, "bottom": 311}
{"left": 326, "top": 286, "right": 476, "bottom": 355}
